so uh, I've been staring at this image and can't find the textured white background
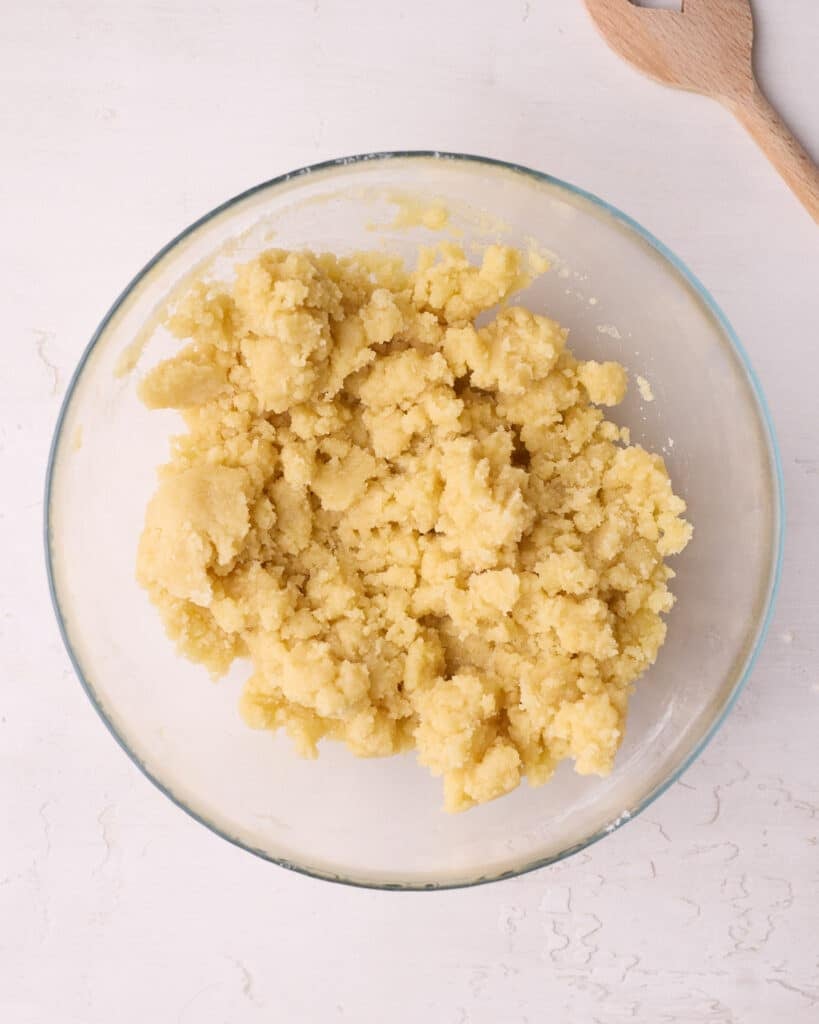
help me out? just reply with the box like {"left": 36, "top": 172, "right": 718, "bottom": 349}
{"left": 2, "top": 1, "right": 818, "bottom": 1021}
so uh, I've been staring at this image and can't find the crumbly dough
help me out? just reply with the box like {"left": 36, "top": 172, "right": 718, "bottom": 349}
{"left": 137, "top": 244, "right": 692, "bottom": 812}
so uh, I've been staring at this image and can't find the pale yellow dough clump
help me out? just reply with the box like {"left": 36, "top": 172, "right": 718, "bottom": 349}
{"left": 137, "top": 244, "right": 692, "bottom": 812}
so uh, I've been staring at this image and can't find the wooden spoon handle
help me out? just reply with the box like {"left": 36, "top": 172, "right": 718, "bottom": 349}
{"left": 728, "top": 84, "right": 819, "bottom": 223}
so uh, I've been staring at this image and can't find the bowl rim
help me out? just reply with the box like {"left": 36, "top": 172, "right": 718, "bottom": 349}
{"left": 43, "top": 150, "right": 786, "bottom": 891}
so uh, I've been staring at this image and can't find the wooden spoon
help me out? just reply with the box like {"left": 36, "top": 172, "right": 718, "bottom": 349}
{"left": 584, "top": 0, "right": 819, "bottom": 222}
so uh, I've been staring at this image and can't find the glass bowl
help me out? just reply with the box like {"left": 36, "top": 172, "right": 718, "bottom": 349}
{"left": 45, "top": 153, "right": 783, "bottom": 889}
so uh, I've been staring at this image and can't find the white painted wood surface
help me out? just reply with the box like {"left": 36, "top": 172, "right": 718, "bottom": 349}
{"left": 2, "top": 1, "right": 817, "bottom": 1020}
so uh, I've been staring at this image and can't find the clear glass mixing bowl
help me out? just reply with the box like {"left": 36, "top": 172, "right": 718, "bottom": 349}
{"left": 45, "top": 153, "right": 783, "bottom": 889}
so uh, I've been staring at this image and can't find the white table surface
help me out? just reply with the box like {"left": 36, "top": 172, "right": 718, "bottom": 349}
{"left": 3, "top": 1, "right": 818, "bottom": 1021}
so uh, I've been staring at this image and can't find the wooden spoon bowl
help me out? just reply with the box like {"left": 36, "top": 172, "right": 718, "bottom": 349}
{"left": 585, "top": 0, "right": 819, "bottom": 222}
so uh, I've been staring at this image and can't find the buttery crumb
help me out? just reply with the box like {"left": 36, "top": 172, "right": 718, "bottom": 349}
{"left": 390, "top": 195, "right": 450, "bottom": 230}
{"left": 636, "top": 375, "right": 655, "bottom": 402}
{"left": 596, "top": 324, "right": 622, "bottom": 340}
